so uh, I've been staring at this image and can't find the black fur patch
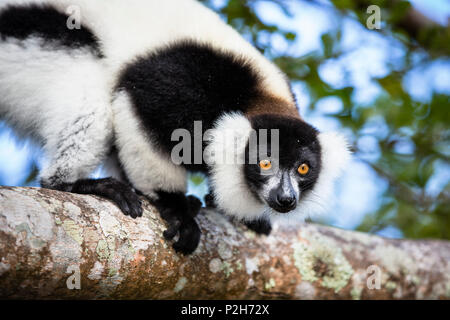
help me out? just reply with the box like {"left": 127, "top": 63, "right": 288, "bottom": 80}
{"left": 0, "top": 4, "right": 103, "bottom": 57}
{"left": 244, "top": 114, "right": 322, "bottom": 195}
{"left": 117, "top": 40, "right": 262, "bottom": 171}
{"left": 152, "top": 190, "right": 202, "bottom": 254}
{"left": 244, "top": 218, "right": 272, "bottom": 235}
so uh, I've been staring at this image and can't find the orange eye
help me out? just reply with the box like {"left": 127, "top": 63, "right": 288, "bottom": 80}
{"left": 298, "top": 163, "right": 309, "bottom": 175}
{"left": 259, "top": 159, "right": 272, "bottom": 170}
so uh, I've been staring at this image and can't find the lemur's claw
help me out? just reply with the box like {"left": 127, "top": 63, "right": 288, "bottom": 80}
{"left": 120, "top": 191, "right": 142, "bottom": 218}
{"left": 129, "top": 200, "right": 143, "bottom": 218}
{"left": 65, "top": 177, "right": 143, "bottom": 218}
{"left": 106, "top": 181, "right": 142, "bottom": 218}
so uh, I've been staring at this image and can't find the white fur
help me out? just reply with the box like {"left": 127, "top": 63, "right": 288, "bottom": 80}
{"left": 282, "top": 131, "right": 351, "bottom": 221}
{"left": 0, "top": 35, "right": 112, "bottom": 185}
{"left": 207, "top": 114, "right": 351, "bottom": 221}
{"left": 205, "top": 113, "right": 266, "bottom": 221}
{"left": 259, "top": 171, "right": 300, "bottom": 204}
{"left": 46, "top": 0, "right": 293, "bottom": 102}
{"left": 112, "top": 91, "right": 187, "bottom": 197}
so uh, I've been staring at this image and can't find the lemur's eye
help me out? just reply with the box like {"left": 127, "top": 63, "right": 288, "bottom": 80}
{"left": 298, "top": 163, "right": 309, "bottom": 175}
{"left": 259, "top": 159, "right": 272, "bottom": 170}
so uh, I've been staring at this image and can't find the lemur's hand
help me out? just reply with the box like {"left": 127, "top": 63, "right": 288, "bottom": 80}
{"left": 244, "top": 218, "right": 272, "bottom": 235}
{"left": 158, "top": 194, "right": 202, "bottom": 255}
{"left": 171, "top": 218, "right": 201, "bottom": 254}
{"left": 52, "top": 178, "right": 143, "bottom": 218}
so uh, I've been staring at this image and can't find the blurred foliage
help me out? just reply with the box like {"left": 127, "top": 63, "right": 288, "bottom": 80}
{"left": 190, "top": 173, "right": 206, "bottom": 186}
{"left": 332, "top": 0, "right": 450, "bottom": 56}
{"left": 200, "top": 0, "right": 450, "bottom": 239}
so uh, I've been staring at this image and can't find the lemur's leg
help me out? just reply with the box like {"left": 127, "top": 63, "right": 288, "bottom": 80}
{"left": 152, "top": 192, "right": 202, "bottom": 254}
{"left": 0, "top": 12, "right": 142, "bottom": 218}
{"left": 112, "top": 91, "right": 201, "bottom": 253}
{"left": 39, "top": 112, "right": 143, "bottom": 218}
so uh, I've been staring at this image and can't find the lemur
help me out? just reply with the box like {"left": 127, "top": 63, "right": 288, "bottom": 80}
{"left": 0, "top": 0, "right": 350, "bottom": 254}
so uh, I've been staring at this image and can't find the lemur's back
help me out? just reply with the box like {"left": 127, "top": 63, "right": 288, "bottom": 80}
{"left": 0, "top": 0, "right": 293, "bottom": 139}
{"left": 48, "top": 0, "right": 292, "bottom": 97}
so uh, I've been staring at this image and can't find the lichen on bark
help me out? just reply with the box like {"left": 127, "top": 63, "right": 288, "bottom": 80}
{"left": 0, "top": 186, "right": 449, "bottom": 299}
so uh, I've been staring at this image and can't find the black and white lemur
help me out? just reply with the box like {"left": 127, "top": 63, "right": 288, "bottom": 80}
{"left": 0, "top": 0, "right": 350, "bottom": 254}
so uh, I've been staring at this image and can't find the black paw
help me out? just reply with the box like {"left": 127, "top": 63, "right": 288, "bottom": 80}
{"left": 161, "top": 210, "right": 181, "bottom": 240}
{"left": 161, "top": 214, "right": 201, "bottom": 255}
{"left": 109, "top": 185, "right": 142, "bottom": 218}
{"left": 244, "top": 219, "right": 272, "bottom": 235}
{"left": 156, "top": 192, "right": 202, "bottom": 254}
{"left": 71, "top": 178, "right": 143, "bottom": 218}
{"left": 172, "top": 219, "right": 201, "bottom": 255}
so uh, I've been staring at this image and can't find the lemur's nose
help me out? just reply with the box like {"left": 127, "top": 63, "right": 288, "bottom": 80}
{"left": 276, "top": 193, "right": 296, "bottom": 209}
{"left": 270, "top": 171, "right": 297, "bottom": 212}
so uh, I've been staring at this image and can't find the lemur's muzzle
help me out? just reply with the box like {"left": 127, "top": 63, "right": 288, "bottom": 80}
{"left": 268, "top": 171, "right": 297, "bottom": 213}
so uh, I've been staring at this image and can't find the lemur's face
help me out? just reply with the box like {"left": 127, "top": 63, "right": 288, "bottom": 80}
{"left": 244, "top": 115, "right": 321, "bottom": 214}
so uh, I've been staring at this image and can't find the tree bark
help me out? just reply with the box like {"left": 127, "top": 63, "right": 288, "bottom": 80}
{"left": 0, "top": 186, "right": 449, "bottom": 299}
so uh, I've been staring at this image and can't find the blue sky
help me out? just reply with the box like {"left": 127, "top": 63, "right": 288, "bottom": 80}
{"left": 0, "top": 0, "right": 449, "bottom": 238}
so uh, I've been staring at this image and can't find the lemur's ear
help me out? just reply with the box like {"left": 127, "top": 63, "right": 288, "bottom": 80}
{"left": 317, "top": 131, "right": 351, "bottom": 179}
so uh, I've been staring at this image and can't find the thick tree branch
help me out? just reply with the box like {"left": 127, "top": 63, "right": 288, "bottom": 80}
{"left": 0, "top": 187, "right": 449, "bottom": 299}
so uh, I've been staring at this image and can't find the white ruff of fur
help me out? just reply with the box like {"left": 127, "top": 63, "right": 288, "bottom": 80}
{"left": 279, "top": 131, "right": 351, "bottom": 222}
{"left": 205, "top": 113, "right": 266, "bottom": 221}
{"left": 207, "top": 114, "right": 351, "bottom": 222}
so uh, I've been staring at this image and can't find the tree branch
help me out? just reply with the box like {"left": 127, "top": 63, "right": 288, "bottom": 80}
{"left": 0, "top": 187, "right": 449, "bottom": 299}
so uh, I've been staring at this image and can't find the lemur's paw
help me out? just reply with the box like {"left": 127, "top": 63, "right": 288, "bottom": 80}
{"left": 162, "top": 215, "right": 181, "bottom": 240}
{"left": 244, "top": 219, "right": 272, "bottom": 235}
{"left": 155, "top": 192, "right": 202, "bottom": 254}
{"left": 55, "top": 177, "right": 143, "bottom": 219}
{"left": 160, "top": 201, "right": 202, "bottom": 254}
{"left": 204, "top": 193, "right": 217, "bottom": 208}
{"left": 172, "top": 219, "right": 201, "bottom": 255}
{"left": 76, "top": 178, "right": 142, "bottom": 218}
{"left": 161, "top": 214, "right": 201, "bottom": 254}
{"left": 110, "top": 189, "right": 142, "bottom": 218}
{"left": 103, "top": 180, "right": 142, "bottom": 218}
